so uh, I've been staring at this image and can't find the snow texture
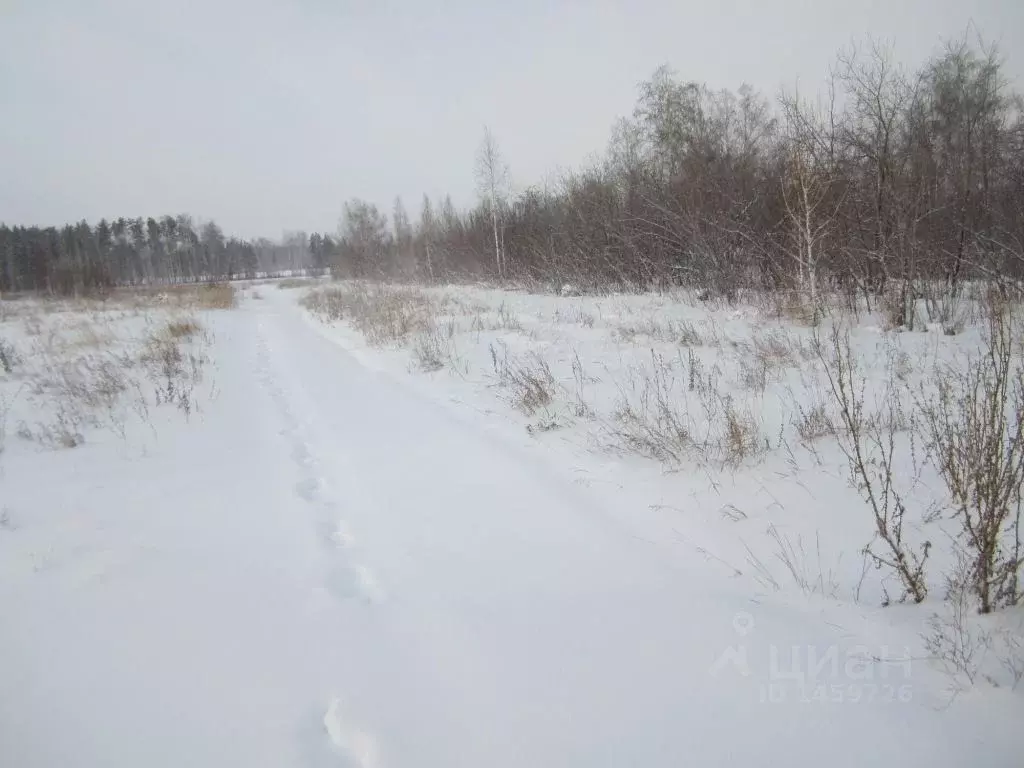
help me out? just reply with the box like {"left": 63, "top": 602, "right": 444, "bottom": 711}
{"left": 0, "top": 284, "right": 1021, "bottom": 767}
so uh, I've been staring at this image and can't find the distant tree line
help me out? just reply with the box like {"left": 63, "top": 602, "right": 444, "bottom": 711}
{"left": 6, "top": 33, "right": 1020, "bottom": 318}
{"left": 320, "top": 33, "right": 1024, "bottom": 322}
{"left": 0, "top": 216, "right": 326, "bottom": 295}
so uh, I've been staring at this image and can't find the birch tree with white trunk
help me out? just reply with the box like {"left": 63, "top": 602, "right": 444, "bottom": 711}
{"left": 780, "top": 90, "right": 841, "bottom": 313}
{"left": 475, "top": 127, "right": 510, "bottom": 278}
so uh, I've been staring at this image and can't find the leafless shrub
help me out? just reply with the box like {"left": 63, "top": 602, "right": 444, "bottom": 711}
{"left": 794, "top": 401, "right": 835, "bottom": 442}
{"left": 615, "top": 318, "right": 704, "bottom": 346}
{"left": 196, "top": 282, "right": 237, "bottom": 309}
{"left": 71, "top": 357, "right": 130, "bottom": 412}
{"left": 449, "top": 296, "right": 489, "bottom": 316}
{"left": 877, "top": 283, "right": 918, "bottom": 332}
{"left": 526, "top": 413, "right": 565, "bottom": 434}
{"left": 11, "top": 305, "right": 211, "bottom": 447}
{"left": 411, "top": 332, "right": 446, "bottom": 372}
{"left": 489, "top": 341, "right": 556, "bottom": 415}
{"left": 752, "top": 329, "right": 815, "bottom": 366}
{"left": 22, "top": 315, "right": 43, "bottom": 337}
{"left": 918, "top": 304, "right": 1024, "bottom": 613}
{"left": 733, "top": 329, "right": 811, "bottom": 391}
{"left": 303, "top": 282, "right": 439, "bottom": 346}
{"left": 164, "top": 317, "right": 202, "bottom": 339}
{"left": 495, "top": 301, "right": 523, "bottom": 332}
{"left": 816, "top": 323, "right": 930, "bottom": 604}
{"left": 612, "top": 351, "right": 694, "bottom": 463}
{"left": 29, "top": 351, "right": 131, "bottom": 427}
{"left": 686, "top": 347, "right": 707, "bottom": 392}
{"left": 18, "top": 339, "right": 133, "bottom": 447}
{"left": 302, "top": 286, "right": 347, "bottom": 321}
{"left": 569, "top": 349, "right": 596, "bottom": 419}
{"left": 998, "top": 628, "right": 1024, "bottom": 689}
{"left": 722, "top": 398, "right": 763, "bottom": 466}
{"left": 140, "top": 324, "right": 210, "bottom": 418}
{"left": 578, "top": 311, "right": 595, "bottom": 328}
{"left": 411, "top": 320, "right": 464, "bottom": 374}
{"left": 613, "top": 322, "right": 644, "bottom": 342}
{"left": 64, "top": 319, "right": 117, "bottom": 350}
{"left": 0, "top": 392, "right": 11, "bottom": 452}
{"left": 673, "top": 320, "right": 704, "bottom": 346}
{"left": 745, "top": 525, "right": 841, "bottom": 598}
{"left": 921, "top": 281, "right": 968, "bottom": 335}
{"left": 0, "top": 338, "right": 19, "bottom": 374}
{"left": 21, "top": 408, "right": 85, "bottom": 449}
{"left": 737, "top": 355, "right": 770, "bottom": 392}
{"left": 925, "top": 568, "right": 1024, "bottom": 691}
{"left": 886, "top": 343, "right": 914, "bottom": 383}
{"left": 552, "top": 304, "right": 597, "bottom": 329}
{"left": 612, "top": 347, "right": 767, "bottom": 466}
{"left": 762, "top": 290, "right": 821, "bottom": 326}
{"left": 467, "top": 312, "right": 487, "bottom": 335}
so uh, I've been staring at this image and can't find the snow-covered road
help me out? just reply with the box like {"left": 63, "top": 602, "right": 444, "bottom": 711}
{"left": 2, "top": 290, "right": 1019, "bottom": 766}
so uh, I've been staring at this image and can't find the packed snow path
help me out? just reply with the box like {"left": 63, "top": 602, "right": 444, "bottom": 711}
{"left": 1, "top": 290, "right": 1019, "bottom": 767}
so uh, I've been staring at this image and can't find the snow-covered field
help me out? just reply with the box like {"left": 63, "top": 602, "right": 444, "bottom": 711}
{"left": 1, "top": 280, "right": 1021, "bottom": 766}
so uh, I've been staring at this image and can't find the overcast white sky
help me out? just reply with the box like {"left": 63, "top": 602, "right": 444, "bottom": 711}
{"left": 1, "top": 0, "right": 1022, "bottom": 240}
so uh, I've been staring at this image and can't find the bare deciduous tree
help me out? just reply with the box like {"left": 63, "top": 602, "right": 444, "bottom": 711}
{"left": 475, "top": 127, "right": 510, "bottom": 279}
